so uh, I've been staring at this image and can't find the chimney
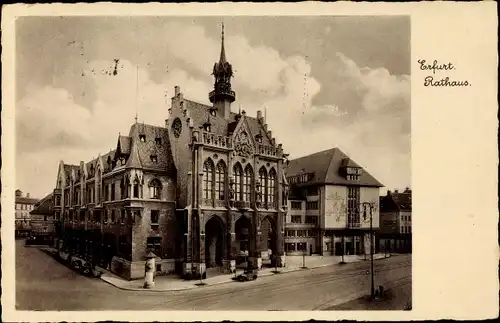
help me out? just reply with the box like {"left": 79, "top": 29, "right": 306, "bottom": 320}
{"left": 257, "top": 110, "right": 263, "bottom": 122}
{"left": 394, "top": 189, "right": 399, "bottom": 194}
{"left": 405, "top": 187, "right": 410, "bottom": 193}
{"left": 27, "top": 193, "right": 30, "bottom": 198}
{"left": 241, "top": 110, "right": 246, "bottom": 116}
{"left": 174, "top": 86, "right": 180, "bottom": 96}
{"left": 387, "top": 190, "right": 391, "bottom": 196}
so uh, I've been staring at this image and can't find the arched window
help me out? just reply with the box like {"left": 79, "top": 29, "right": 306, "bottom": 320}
{"left": 268, "top": 168, "right": 276, "bottom": 205}
{"left": 216, "top": 161, "right": 226, "bottom": 200}
{"left": 259, "top": 167, "right": 268, "bottom": 203}
{"left": 233, "top": 164, "right": 242, "bottom": 201}
{"left": 133, "top": 177, "right": 140, "bottom": 198}
{"left": 243, "top": 165, "right": 253, "bottom": 202}
{"left": 149, "top": 179, "right": 162, "bottom": 199}
{"left": 203, "top": 160, "right": 214, "bottom": 200}
{"left": 120, "top": 178, "right": 125, "bottom": 199}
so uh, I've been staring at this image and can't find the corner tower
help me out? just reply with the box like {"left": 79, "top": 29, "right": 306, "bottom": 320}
{"left": 209, "top": 23, "right": 235, "bottom": 120}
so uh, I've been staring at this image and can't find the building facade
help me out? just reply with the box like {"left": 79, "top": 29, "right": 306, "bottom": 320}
{"left": 15, "top": 189, "right": 39, "bottom": 237}
{"left": 378, "top": 188, "right": 412, "bottom": 253}
{"left": 285, "top": 148, "right": 383, "bottom": 257}
{"left": 53, "top": 26, "right": 288, "bottom": 280}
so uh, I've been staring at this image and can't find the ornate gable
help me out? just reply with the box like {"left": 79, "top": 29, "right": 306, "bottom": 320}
{"left": 232, "top": 116, "right": 257, "bottom": 158}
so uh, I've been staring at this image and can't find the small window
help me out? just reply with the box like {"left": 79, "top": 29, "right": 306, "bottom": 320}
{"left": 291, "top": 201, "right": 301, "bottom": 210}
{"left": 210, "top": 109, "right": 217, "bottom": 117}
{"left": 204, "top": 124, "right": 211, "bottom": 132}
{"left": 139, "top": 134, "right": 146, "bottom": 142}
{"left": 291, "top": 215, "right": 301, "bottom": 223}
{"left": 150, "top": 155, "right": 158, "bottom": 163}
{"left": 156, "top": 264, "right": 162, "bottom": 272}
{"left": 306, "top": 201, "right": 318, "bottom": 210}
{"left": 147, "top": 237, "right": 162, "bottom": 255}
{"left": 151, "top": 210, "right": 159, "bottom": 225}
{"left": 155, "top": 137, "right": 162, "bottom": 145}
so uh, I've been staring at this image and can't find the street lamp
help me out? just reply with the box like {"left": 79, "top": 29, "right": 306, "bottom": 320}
{"left": 361, "top": 202, "right": 376, "bottom": 299}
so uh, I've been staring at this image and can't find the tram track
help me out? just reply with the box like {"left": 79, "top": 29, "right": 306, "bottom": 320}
{"left": 160, "top": 260, "right": 412, "bottom": 308}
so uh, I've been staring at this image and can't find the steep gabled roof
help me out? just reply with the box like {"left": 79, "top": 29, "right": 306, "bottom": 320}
{"left": 286, "top": 147, "right": 383, "bottom": 187}
{"left": 182, "top": 99, "right": 274, "bottom": 147}
{"left": 30, "top": 193, "right": 53, "bottom": 215}
{"left": 380, "top": 190, "right": 412, "bottom": 212}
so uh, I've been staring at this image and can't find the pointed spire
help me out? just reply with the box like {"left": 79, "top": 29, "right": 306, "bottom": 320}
{"left": 219, "top": 21, "right": 226, "bottom": 64}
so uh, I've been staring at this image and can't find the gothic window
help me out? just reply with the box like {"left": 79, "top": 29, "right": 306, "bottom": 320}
{"left": 243, "top": 165, "right": 253, "bottom": 202}
{"left": 259, "top": 167, "right": 267, "bottom": 203}
{"left": 233, "top": 164, "right": 243, "bottom": 201}
{"left": 172, "top": 118, "right": 182, "bottom": 138}
{"left": 104, "top": 185, "right": 109, "bottom": 202}
{"left": 216, "top": 161, "right": 226, "bottom": 200}
{"left": 120, "top": 178, "right": 125, "bottom": 199}
{"left": 268, "top": 168, "right": 276, "bottom": 205}
{"left": 150, "top": 155, "right": 158, "bottom": 163}
{"left": 139, "top": 134, "right": 146, "bottom": 142}
{"left": 203, "top": 160, "right": 214, "bottom": 200}
{"left": 149, "top": 179, "right": 162, "bottom": 200}
{"left": 111, "top": 183, "right": 115, "bottom": 200}
{"left": 133, "top": 178, "right": 141, "bottom": 198}
{"left": 111, "top": 210, "right": 116, "bottom": 223}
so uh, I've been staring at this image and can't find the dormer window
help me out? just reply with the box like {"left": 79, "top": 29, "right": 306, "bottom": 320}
{"left": 345, "top": 167, "right": 362, "bottom": 181}
{"left": 203, "top": 123, "right": 211, "bottom": 132}
{"left": 139, "top": 134, "right": 146, "bottom": 142}
{"left": 119, "top": 157, "right": 126, "bottom": 165}
{"left": 209, "top": 108, "right": 217, "bottom": 117}
{"left": 255, "top": 134, "right": 263, "bottom": 144}
{"left": 155, "top": 137, "right": 162, "bottom": 145}
{"left": 150, "top": 155, "right": 158, "bottom": 163}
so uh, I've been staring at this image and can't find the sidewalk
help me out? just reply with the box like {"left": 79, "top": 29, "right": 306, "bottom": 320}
{"left": 100, "top": 253, "right": 391, "bottom": 292}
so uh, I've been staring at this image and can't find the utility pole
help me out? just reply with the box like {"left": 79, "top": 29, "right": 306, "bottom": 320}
{"left": 361, "top": 202, "right": 376, "bottom": 299}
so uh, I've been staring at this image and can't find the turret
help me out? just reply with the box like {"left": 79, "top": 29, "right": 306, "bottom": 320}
{"left": 209, "top": 23, "right": 235, "bottom": 120}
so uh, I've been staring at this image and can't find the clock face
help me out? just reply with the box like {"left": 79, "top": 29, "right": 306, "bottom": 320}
{"left": 172, "top": 118, "right": 182, "bottom": 138}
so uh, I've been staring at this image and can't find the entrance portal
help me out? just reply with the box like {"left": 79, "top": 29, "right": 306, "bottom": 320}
{"left": 260, "top": 216, "right": 277, "bottom": 266}
{"left": 205, "top": 216, "right": 224, "bottom": 268}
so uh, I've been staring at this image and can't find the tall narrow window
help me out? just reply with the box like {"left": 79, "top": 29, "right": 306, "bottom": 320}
{"left": 111, "top": 183, "right": 115, "bottom": 200}
{"left": 233, "top": 164, "right": 242, "bottom": 201}
{"left": 149, "top": 179, "right": 162, "bottom": 199}
{"left": 133, "top": 178, "right": 140, "bottom": 198}
{"left": 243, "top": 165, "right": 253, "bottom": 202}
{"left": 268, "top": 168, "right": 276, "bottom": 205}
{"left": 259, "top": 167, "right": 267, "bottom": 203}
{"left": 203, "top": 160, "right": 214, "bottom": 200}
{"left": 215, "top": 161, "right": 226, "bottom": 200}
{"left": 347, "top": 186, "right": 360, "bottom": 226}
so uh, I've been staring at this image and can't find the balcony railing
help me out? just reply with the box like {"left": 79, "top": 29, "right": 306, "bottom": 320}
{"left": 202, "top": 132, "right": 232, "bottom": 149}
{"left": 258, "top": 144, "right": 278, "bottom": 157}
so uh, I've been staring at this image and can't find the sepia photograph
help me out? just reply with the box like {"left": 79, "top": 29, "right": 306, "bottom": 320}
{"left": 12, "top": 14, "right": 412, "bottom": 311}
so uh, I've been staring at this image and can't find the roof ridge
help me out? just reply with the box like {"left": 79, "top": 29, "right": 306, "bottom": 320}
{"left": 323, "top": 148, "right": 338, "bottom": 183}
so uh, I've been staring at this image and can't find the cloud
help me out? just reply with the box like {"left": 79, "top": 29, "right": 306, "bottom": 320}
{"left": 15, "top": 21, "right": 410, "bottom": 198}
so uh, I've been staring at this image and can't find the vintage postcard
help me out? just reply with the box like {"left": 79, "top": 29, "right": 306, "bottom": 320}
{"left": 1, "top": 2, "right": 498, "bottom": 322}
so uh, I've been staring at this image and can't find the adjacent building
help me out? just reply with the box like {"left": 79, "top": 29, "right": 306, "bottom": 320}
{"left": 378, "top": 188, "right": 412, "bottom": 253}
{"left": 15, "top": 189, "right": 39, "bottom": 237}
{"left": 30, "top": 193, "right": 57, "bottom": 237}
{"left": 285, "top": 148, "right": 383, "bottom": 257}
{"left": 53, "top": 26, "right": 288, "bottom": 280}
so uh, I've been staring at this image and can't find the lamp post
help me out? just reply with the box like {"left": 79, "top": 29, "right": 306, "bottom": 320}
{"left": 361, "top": 202, "right": 375, "bottom": 299}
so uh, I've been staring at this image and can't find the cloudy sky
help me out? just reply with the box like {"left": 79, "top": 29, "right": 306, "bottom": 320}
{"left": 16, "top": 16, "right": 410, "bottom": 198}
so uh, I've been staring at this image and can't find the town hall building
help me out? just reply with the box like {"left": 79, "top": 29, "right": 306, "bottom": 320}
{"left": 53, "top": 26, "right": 289, "bottom": 280}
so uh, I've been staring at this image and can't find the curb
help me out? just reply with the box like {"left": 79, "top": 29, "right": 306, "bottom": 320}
{"left": 100, "top": 254, "right": 392, "bottom": 292}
